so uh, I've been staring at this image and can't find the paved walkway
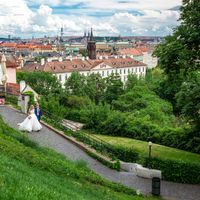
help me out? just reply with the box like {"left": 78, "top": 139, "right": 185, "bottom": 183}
{"left": 1, "top": 105, "right": 200, "bottom": 200}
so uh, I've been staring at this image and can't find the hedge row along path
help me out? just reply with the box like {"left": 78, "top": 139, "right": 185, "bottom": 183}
{"left": 0, "top": 105, "right": 200, "bottom": 200}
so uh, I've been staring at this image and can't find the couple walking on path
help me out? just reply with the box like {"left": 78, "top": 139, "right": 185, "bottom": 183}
{"left": 18, "top": 103, "right": 42, "bottom": 132}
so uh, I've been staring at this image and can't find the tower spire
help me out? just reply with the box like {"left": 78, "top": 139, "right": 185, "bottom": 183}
{"left": 87, "top": 28, "right": 96, "bottom": 60}
{"left": 90, "top": 28, "right": 93, "bottom": 41}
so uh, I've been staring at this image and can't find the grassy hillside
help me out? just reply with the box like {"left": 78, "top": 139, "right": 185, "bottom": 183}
{"left": 93, "top": 135, "right": 200, "bottom": 164}
{"left": 0, "top": 116, "right": 159, "bottom": 200}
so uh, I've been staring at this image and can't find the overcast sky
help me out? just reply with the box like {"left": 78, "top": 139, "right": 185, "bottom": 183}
{"left": 0, "top": 0, "right": 182, "bottom": 38}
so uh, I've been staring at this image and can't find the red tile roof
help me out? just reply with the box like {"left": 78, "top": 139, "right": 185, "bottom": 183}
{"left": 0, "top": 54, "right": 20, "bottom": 68}
{"left": 0, "top": 43, "right": 52, "bottom": 50}
{"left": 119, "top": 46, "right": 150, "bottom": 56}
{"left": 23, "top": 57, "right": 146, "bottom": 74}
{"left": 119, "top": 48, "right": 143, "bottom": 56}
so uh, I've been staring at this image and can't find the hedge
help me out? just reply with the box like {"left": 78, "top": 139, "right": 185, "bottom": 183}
{"left": 66, "top": 131, "right": 200, "bottom": 184}
{"left": 143, "top": 157, "right": 200, "bottom": 184}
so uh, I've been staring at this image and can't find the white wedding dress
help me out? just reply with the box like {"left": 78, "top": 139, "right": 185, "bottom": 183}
{"left": 18, "top": 109, "right": 42, "bottom": 132}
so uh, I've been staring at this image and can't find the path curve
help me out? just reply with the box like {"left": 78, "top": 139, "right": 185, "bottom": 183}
{"left": 1, "top": 105, "right": 200, "bottom": 200}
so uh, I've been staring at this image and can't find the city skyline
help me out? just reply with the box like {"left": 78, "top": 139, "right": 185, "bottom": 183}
{"left": 0, "top": 0, "right": 182, "bottom": 38}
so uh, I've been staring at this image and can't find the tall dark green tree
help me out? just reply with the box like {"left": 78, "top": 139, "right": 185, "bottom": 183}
{"left": 154, "top": 0, "right": 200, "bottom": 108}
{"left": 85, "top": 73, "right": 106, "bottom": 104}
{"left": 104, "top": 74, "right": 124, "bottom": 104}
{"left": 65, "top": 72, "right": 86, "bottom": 96}
{"left": 17, "top": 71, "right": 62, "bottom": 96}
{"left": 176, "top": 72, "right": 200, "bottom": 127}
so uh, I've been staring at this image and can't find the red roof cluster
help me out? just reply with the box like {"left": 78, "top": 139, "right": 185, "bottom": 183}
{"left": 119, "top": 46, "right": 150, "bottom": 56}
{"left": 0, "top": 54, "right": 20, "bottom": 68}
{"left": 0, "top": 43, "right": 52, "bottom": 50}
{"left": 23, "top": 57, "right": 146, "bottom": 74}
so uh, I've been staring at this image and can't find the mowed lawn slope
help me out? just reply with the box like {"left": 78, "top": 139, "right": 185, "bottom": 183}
{"left": 94, "top": 135, "right": 200, "bottom": 164}
{"left": 0, "top": 116, "right": 159, "bottom": 200}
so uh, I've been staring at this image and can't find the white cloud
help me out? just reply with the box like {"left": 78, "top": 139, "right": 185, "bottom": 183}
{"left": 0, "top": 0, "right": 181, "bottom": 37}
{"left": 109, "top": 10, "right": 180, "bottom": 36}
{"left": 25, "top": 0, "right": 182, "bottom": 10}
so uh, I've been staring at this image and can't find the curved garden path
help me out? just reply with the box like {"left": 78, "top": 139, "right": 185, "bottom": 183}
{"left": 1, "top": 105, "right": 200, "bottom": 200}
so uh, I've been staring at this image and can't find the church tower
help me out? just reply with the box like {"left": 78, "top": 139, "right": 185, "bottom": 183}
{"left": 87, "top": 28, "right": 96, "bottom": 60}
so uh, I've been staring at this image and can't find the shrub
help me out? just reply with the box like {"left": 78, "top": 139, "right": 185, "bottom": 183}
{"left": 79, "top": 103, "right": 111, "bottom": 129}
{"left": 5, "top": 95, "right": 18, "bottom": 105}
{"left": 100, "top": 111, "right": 128, "bottom": 136}
{"left": 143, "top": 157, "right": 200, "bottom": 184}
{"left": 39, "top": 96, "right": 67, "bottom": 121}
{"left": 23, "top": 91, "right": 35, "bottom": 108}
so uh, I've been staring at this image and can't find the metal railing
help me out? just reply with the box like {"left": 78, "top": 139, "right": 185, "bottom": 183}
{"left": 41, "top": 108, "right": 138, "bottom": 163}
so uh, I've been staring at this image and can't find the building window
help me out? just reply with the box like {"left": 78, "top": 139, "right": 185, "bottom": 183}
{"left": 102, "top": 71, "right": 104, "bottom": 77}
{"left": 120, "top": 69, "right": 122, "bottom": 74}
{"left": 65, "top": 75, "right": 68, "bottom": 80}
{"left": 136, "top": 68, "right": 137, "bottom": 73}
{"left": 107, "top": 70, "right": 109, "bottom": 76}
{"left": 128, "top": 69, "right": 130, "bottom": 74}
{"left": 124, "top": 69, "right": 126, "bottom": 74}
{"left": 59, "top": 75, "right": 62, "bottom": 81}
{"left": 132, "top": 68, "right": 133, "bottom": 73}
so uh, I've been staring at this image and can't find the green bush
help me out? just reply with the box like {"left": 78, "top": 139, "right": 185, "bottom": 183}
{"left": 23, "top": 91, "right": 35, "bottom": 108}
{"left": 39, "top": 96, "right": 67, "bottom": 121}
{"left": 5, "top": 95, "right": 18, "bottom": 105}
{"left": 100, "top": 111, "right": 127, "bottom": 136}
{"left": 79, "top": 103, "right": 110, "bottom": 129}
{"left": 143, "top": 157, "right": 200, "bottom": 184}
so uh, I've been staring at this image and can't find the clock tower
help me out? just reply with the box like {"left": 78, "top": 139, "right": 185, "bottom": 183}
{"left": 87, "top": 28, "right": 96, "bottom": 60}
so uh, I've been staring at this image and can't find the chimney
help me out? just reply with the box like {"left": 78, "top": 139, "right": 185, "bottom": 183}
{"left": 114, "top": 55, "right": 118, "bottom": 59}
{"left": 41, "top": 58, "right": 45, "bottom": 65}
{"left": 99, "top": 56, "right": 103, "bottom": 60}
{"left": 122, "top": 55, "right": 126, "bottom": 59}
{"left": 82, "top": 57, "right": 85, "bottom": 61}
{"left": 19, "top": 55, "right": 24, "bottom": 68}
{"left": 58, "top": 57, "right": 63, "bottom": 62}
{"left": 86, "top": 56, "right": 89, "bottom": 60}
{"left": 47, "top": 58, "right": 51, "bottom": 62}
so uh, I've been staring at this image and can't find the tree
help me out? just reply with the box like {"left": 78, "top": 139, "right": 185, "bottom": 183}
{"left": 85, "top": 73, "right": 106, "bottom": 104}
{"left": 153, "top": 0, "right": 200, "bottom": 109}
{"left": 65, "top": 72, "right": 86, "bottom": 96}
{"left": 104, "top": 74, "right": 124, "bottom": 104}
{"left": 17, "top": 71, "right": 62, "bottom": 96}
{"left": 176, "top": 72, "right": 200, "bottom": 127}
{"left": 125, "top": 74, "right": 145, "bottom": 91}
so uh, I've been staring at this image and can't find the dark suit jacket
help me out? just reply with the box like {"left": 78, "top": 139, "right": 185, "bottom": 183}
{"left": 34, "top": 107, "right": 42, "bottom": 121}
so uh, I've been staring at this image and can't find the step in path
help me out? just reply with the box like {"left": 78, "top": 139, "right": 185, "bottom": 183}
{"left": 1, "top": 105, "right": 200, "bottom": 200}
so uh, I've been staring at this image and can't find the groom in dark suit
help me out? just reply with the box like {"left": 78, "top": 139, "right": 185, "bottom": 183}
{"left": 35, "top": 103, "right": 42, "bottom": 122}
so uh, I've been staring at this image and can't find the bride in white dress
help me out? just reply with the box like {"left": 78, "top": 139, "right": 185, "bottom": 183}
{"left": 18, "top": 105, "right": 42, "bottom": 132}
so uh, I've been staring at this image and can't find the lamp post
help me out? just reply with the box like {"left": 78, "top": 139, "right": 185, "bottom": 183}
{"left": 148, "top": 141, "right": 152, "bottom": 169}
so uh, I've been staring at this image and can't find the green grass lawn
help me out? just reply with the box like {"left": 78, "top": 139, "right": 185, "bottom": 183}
{"left": 0, "top": 116, "right": 160, "bottom": 200}
{"left": 93, "top": 135, "right": 200, "bottom": 164}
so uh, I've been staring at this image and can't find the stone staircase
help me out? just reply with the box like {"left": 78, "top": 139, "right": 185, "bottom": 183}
{"left": 61, "top": 119, "right": 84, "bottom": 131}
